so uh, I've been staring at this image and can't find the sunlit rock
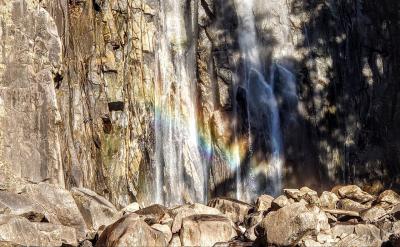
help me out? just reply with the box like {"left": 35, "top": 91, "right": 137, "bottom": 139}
{"left": 208, "top": 198, "right": 252, "bottom": 224}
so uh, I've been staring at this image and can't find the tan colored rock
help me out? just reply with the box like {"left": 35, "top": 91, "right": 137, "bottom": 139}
{"left": 22, "top": 183, "right": 87, "bottom": 240}
{"left": 284, "top": 187, "right": 319, "bottom": 204}
{"left": 319, "top": 191, "right": 339, "bottom": 209}
{"left": 258, "top": 202, "right": 330, "bottom": 246}
{"left": 377, "top": 190, "right": 400, "bottom": 206}
{"left": 337, "top": 185, "right": 374, "bottom": 203}
{"left": 180, "top": 214, "right": 237, "bottom": 246}
{"left": 271, "top": 195, "right": 294, "bottom": 208}
{"left": 135, "top": 204, "right": 171, "bottom": 225}
{"left": 335, "top": 233, "right": 382, "bottom": 247}
{"left": 0, "top": 191, "right": 48, "bottom": 222}
{"left": 152, "top": 224, "right": 172, "bottom": 243}
{"left": 0, "top": 215, "right": 77, "bottom": 247}
{"left": 255, "top": 194, "right": 274, "bottom": 211}
{"left": 361, "top": 206, "right": 387, "bottom": 222}
{"left": 168, "top": 234, "right": 182, "bottom": 247}
{"left": 337, "top": 198, "right": 370, "bottom": 212}
{"left": 171, "top": 203, "right": 221, "bottom": 233}
{"left": 96, "top": 213, "right": 166, "bottom": 247}
{"left": 208, "top": 198, "right": 252, "bottom": 224}
{"left": 121, "top": 202, "right": 140, "bottom": 214}
{"left": 71, "top": 187, "right": 119, "bottom": 231}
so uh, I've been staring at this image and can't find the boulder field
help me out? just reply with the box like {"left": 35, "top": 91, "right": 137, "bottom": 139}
{"left": 1, "top": 183, "right": 400, "bottom": 247}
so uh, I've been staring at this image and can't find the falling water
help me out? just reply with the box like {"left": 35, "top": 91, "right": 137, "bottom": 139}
{"left": 154, "top": 0, "right": 205, "bottom": 207}
{"left": 234, "top": 0, "right": 285, "bottom": 198}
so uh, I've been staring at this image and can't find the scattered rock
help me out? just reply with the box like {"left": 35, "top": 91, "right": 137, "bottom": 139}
{"left": 96, "top": 213, "right": 166, "bottom": 247}
{"left": 337, "top": 185, "right": 375, "bottom": 203}
{"left": 255, "top": 195, "right": 274, "bottom": 212}
{"left": 271, "top": 195, "right": 293, "bottom": 209}
{"left": 135, "top": 204, "right": 171, "bottom": 225}
{"left": 120, "top": 202, "right": 140, "bottom": 214}
{"left": 258, "top": 202, "right": 330, "bottom": 246}
{"left": 284, "top": 187, "right": 319, "bottom": 204}
{"left": 377, "top": 190, "right": 400, "bottom": 207}
{"left": 72, "top": 187, "right": 119, "bottom": 231}
{"left": 180, "top": 214, "right": 237, "bottom": 246}
{"left": 208, "top": 197, "right": 252, "bottom": 224}
{"left": 361, "top": 206, "right": 387, "bottom": 222}
{"left": 152, "top": 223, "right": 172, "bottom": 243}
{"left": 171, "top": 203, "right": 222, "bottom": 233}
{"left": 0, "top": 215, "right": 77, "bottom": 246}
{"left": 319, "top": 191, "right": 339, "bottom": 209}
{"left": 0, "top": 191, "right": 48, "bottom": 222}
{"left": 22, "top": 183, "right": 87, "bottom": 240}
{"left": 337, "top": 198, "right": 370, "bottom": 212}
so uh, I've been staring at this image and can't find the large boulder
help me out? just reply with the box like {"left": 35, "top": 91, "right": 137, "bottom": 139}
{"left": 337, "top": 185, "right": 374, "bottom": 203}
{"left": 258, "top": 202, "right": 330, "bottom": 246}
{"left": 22, "top": 183, "right": 87, "bottom": 240}
{"left": 0, "top": 191, "right": 49, "bottom": 222}
{"left": 71, "top": 187, "right": 119, "bottom": 231}
{"left": 361, "top": 206, "right": 387, "bottom": 222}
{"left": 96, "top": 213, "right": 166, "bottom": 247}
{"left": 0, "top": 215, "right": 77, "bottom": 246}
{"left": 180, "top": 214, "right": 237, "bottom": 246}
{"left": 152, "top": 224, "right": 172, "bottom": 243}
{"left": 135, "top": 204, "right": 171, "bottom": 225}
{"left": 208, "top": 198, "right": 252, "bottom": 224}
{"left": 171, "top": 203, "right": 222, "bottom": 233}
{"left": 271, "top": 195, "right": 294, "bottom": 209}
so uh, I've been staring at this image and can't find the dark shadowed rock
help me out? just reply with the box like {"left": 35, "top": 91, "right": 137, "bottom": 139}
{"left": 180, "top": 214, "right": 237, "bottom": 246}
{"left": 208, "top": 198, "right": 253, "bottom": 224}
{"left": 96, "top": 213, "right": 166, "bottom": 247}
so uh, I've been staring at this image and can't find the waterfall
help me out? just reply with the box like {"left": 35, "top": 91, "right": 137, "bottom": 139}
{"left": 154, "top": 0, "right": 205, "bottom": 207}
{"left": 234, "top": 0, "right": 285, "bottom": 198}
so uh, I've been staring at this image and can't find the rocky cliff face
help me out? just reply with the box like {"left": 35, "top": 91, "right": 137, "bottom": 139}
{"left": 0, "top": 0, "right": 399, "bottom": 207}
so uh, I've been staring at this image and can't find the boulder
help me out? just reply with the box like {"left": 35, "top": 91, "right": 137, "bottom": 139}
{"left": 258, "top": 202, "right": 330, "bottom": 246}
{"left": 337, "top": 185, "right": 375, "bottom": 203}
{"left": 284, "top": 187, "right": 319, "bottom": 204}
{"left": 337, "top": 199, "right": 370, "bottom": 212}
{"left": 135, "top": 204, "right": 171, "bottom": 225}
{"left": 255, "top": 195, "right": 274, "bottom": 212}
{"left": 243, "top": 211, "right": 264, "bottom": 228}
{"left": 180, "top": 214, "right": 237, "bottom": 246}
{"left": 0, "top": 215, "right": 77, "bottom": 246}
{"left": 271, "top": 195, "right": 293, "bottom": 209}
{"left": 335, "top": 233, "right": 382, "bottom": 247}
{"left": 361, "top": 206, "right": 387, "bottom": 222}
{"left": 120, "top": 202, "right": 140, "bottom": 214}
{"left": 71, "top": 187, "right": 119, "bottom": 231}
{"left": 0, "top": 191, "right": 48, "bottom": 222}
{"left": 152, "top": 224, "right": 172, "bottom": 243}
{"left": 96, "top": 213, "right": 166, "bottom": 247}
{"left": 377, "top": 190, "right": 400, "bottom": 207}
{"left": 171, "top": 203, "right": 221, "bottom": 233}
{"left": 22, "top": 183, "right": 87, "bottom": 240}
{"left": 319, "top": 191, "right": 339, "bottom": 209}
{"left": 208, "top": 198, "right": 252, "bottom": 224}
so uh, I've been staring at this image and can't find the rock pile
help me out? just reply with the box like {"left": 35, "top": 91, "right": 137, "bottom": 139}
{"left": 1, "top": 183, "right": 400, "bottom": 246}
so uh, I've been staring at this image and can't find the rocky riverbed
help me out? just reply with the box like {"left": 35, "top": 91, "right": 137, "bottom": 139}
{"left": 1, "top": 181, "right": 400, "bottom": 247}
